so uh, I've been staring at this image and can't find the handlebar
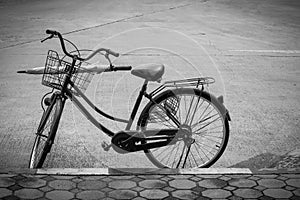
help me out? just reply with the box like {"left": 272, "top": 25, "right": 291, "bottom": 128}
{"left": 45, "top": 29, "right": 119, "bottom": 61}
{"left": 111, "top": 66, "right": 132, "bottom": 71}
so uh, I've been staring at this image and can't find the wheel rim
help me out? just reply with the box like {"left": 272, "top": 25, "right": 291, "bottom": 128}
{"left": 142, "top": 90, "right": 228, "bottom": 168}
{"left": 30, "top": 102, "right": 57, "bottom": 168}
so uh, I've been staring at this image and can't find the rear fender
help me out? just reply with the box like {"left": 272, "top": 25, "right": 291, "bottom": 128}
{"left": 217, "top": 95, "right": 231, "bottom": 121}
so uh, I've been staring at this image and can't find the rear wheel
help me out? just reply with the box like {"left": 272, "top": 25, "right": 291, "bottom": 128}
{"left": 139, "top": 88, "right": 229, "bottom": 168}
{"left": 29, "top": 95, "right": 64, "bottom": 168}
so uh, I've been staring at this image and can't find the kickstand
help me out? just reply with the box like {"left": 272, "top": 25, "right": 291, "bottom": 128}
{"left": 101, "top": 141, "right": 112, "bottom": 151}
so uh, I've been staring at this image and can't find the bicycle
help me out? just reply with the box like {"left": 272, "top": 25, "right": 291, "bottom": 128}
{"left": 18, "top": 30, "right": 231, "bottom": 169}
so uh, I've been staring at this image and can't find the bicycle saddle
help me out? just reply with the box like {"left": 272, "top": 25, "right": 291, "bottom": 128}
{"left": 131, "top": 63, "right": 165, "bottom": 82}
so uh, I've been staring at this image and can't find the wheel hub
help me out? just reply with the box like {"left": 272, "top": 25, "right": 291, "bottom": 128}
{"left": 178, "top": 124, "right": 195, "bottom": 145}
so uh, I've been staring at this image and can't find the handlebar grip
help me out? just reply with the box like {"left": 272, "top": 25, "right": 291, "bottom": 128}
{"left": 107, "top": 49, "right": 119, "bottom": 57}
{"left": 46, "top": 29, "right": 57, "bottom": 35}
{"left": 113, "top": 66, "right": 132, "bottom": 71}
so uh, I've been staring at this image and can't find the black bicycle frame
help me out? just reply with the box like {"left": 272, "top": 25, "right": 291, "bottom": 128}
{"left": 59, "top": 56, "right": 181, "bottom": 139}
{"left": 58, "top": 56, "right": 149, "bottom": 138}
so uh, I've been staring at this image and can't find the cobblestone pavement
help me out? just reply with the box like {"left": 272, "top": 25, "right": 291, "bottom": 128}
{"left": 0, "top": 168, "right": 299, "bottom": 199}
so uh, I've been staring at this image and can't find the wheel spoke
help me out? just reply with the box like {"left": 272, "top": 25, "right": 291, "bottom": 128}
{"left": 142, "top": 89, "right": 229, "bottom": 168}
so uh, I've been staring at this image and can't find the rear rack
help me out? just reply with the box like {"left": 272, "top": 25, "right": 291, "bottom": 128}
{"left": 150, "top": 77, "right": 215, "bottom": 97}
{"left": 164, "top": 77, "right": 215, "bottom": 88}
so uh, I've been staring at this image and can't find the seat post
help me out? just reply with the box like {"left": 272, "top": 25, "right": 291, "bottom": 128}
{"left": 125, "top": 80, "right": 148, "bottom": 130}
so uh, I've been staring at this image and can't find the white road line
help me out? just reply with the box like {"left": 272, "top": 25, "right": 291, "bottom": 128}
{"left": 228, "top": 50, "right": 300, "bottom": 54}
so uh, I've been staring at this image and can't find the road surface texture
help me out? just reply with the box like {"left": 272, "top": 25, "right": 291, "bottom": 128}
{"left": 0, "top": 0, "right": 299, "bottom": 169}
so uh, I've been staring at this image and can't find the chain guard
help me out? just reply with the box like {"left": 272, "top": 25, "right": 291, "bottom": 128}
{"left": 111, "top": 129, "right": 178, "bottom": 154}
{"left": 111, "top": 131, "right": 141, "bottom": 154}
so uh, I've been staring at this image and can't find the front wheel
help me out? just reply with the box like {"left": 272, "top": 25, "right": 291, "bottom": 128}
{"left": 29, "top": 94, "right": 64, "bottom": 168}
{"left": 138, "top": 88, "right": 230, "bottom": 168}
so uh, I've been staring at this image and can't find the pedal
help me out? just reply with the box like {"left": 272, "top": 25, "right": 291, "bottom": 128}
{"left": 101, "top": 141, "right": 112, "bottom": 151}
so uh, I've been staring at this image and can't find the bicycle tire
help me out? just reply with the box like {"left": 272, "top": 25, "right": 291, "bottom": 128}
{"left": 29, "top": 95, "right": 64, "bottom": 168}
{"left": 138, "top": 88, "right": 229, "bottom": 168}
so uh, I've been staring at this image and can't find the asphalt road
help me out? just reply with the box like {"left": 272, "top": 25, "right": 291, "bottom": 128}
{"left": 0, "top": 0, "right": 299, "bottom": 169}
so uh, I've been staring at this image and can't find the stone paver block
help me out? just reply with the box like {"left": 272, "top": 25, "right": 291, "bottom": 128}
{"left": 23, "top": 174, "right": 46, "bottom": 179}
{"left": 249, "top": 176, "right": 261, "bottom": 181}
{"left": 286, "top": 179, "right": 300, "bottom": 188}
{"left": 76, "top": 190, "right": 105, "bottom": 200}
{"left": 282, "top": 174, "right": 300, "bottom": 179}
{"left": 228, "top": 196, "right": 243, "bottom": 200}
{"left": 81, "top": 176, "right": 103, "bottom": 181}
{"left": 0, "top": 188, "right": 12, "bottom": 198}
{"left": 12, "top": 175, "right": 25, "bottom": 181}
{"left": 169, "top": 179, "right": 196, "bottom": 189}
{"left": 140, "top": 189, "right": 169, "bottom": 199}
{"left": 202, "top": 189, "right": 231, "bottom": 198}
{"left": 132, "top": 186, "right": 144, "bottom": 192}
{"left": 78, "top": 180, "right": 106, "bottom": 190}
{"left": 233, "top": 188, "right": 263, "bottom": 198}
{"left": 48, "top": 180, "right": 76, "bottom": 190}
{"left": 160, "top": 176, "right": 173, "bottom": 182}
{"left": 285, "top": 185, "right": 296, "bottom": 191}
{"left": 0, "top": 174, "right": 16, "bottom": 178}
{"left": 229, "top": 178, "right": 257, "bottom": 188}
{"left": 258, "top": 179, "right": 286, "bottom": 188}
{"left": 100, "top": 187, "right": 113, "bottom": 193}
{"left": 223, "top": 186, "right": 237, "bottom": 191}
{"left": 108, "top": 190, "right": 137, "bottom": 199}
{"left": 39, "top": 185, "right": 53, "bottom": 192}
{"left": 52, "top": 176, "right": 75, "bottom": 180}
{"left": 42, "top": 176, "right": 56, "bottom": 182}
{"left": 197, "top": 175, "right": 221, "bottom": 179}
{"left": 139, "top": 179, "right": 167, "bottom": 188}
{"left": 72, "top": 178, "right": 83, "bottom": 183}
{"left": 101, "top": 177, "right": 112, "bottom": 182}
{"left": 0, "top": 177, "right": 15, "bottom": 187}
{"left": 133, "top": 197, "right": 147, "bottom": 200}
{"left": 7, "top": 183, "right": 22, "bottom": 191}
{"left": 111, "top": 175, "right": 135, "bottom": 180}
{"left": 293, "top": 188, "right": 300, "bottom": 196}
{"left": 164, "top": 186, "right": 176, "bottom": 192}
{"left": 254, "top": 185, "right": 266, "bottom": 191}
{"left": 109, "top": 180, "right": 136, "bottom": 189}
{"left": 198, "top": 179, "right": 227, "bottom": 188}
{"left": 219, "top": 176, "right": 232, "bottom": 181}
{"left": 277, "top": 176, "right": 289, "bottom": 181}
{"left": 18, "top": 177, "right": 46, "bottom": 188}
{"left": 169, "top": 175, "right": 192, "bottom": 179}
{"left": 189, "top": 176, "right": 202, "bottom": 182}
{"left": 191, "top": 186, "right": 206, "bottom": 194}
{"left": 131, "top": 177, "right": 143, "bottom": 182}
{"left": 226, "top": 175, "right": 251, "bottom": 179}
{"left": 259, "top": 196, "right": 276, "bottom": 200}
{"left": 263, "top": 188, "right": 293, "bottom": 198}
{"left": 70, "top": 188, "right": 82, "bottom": 194}
{"left": 255, "top": 174, "right": 278, "bottom": 179}
{"left": 172, "top": 190, "right": 199, "bottom": 200}
{"left": 46, "top": 190, "right": 74, "bottom": 200}
{"left": 15, "top": 188, "right": 43, "bottom": 199}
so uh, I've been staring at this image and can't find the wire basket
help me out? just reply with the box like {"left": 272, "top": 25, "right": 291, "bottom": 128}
{"left": 42, "top": 50, "right": 94, "bottom": 94}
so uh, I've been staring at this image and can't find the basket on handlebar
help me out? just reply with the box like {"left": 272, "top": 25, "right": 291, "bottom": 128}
{"left": 42, "top": 50, "right": 94, "bottom": 94}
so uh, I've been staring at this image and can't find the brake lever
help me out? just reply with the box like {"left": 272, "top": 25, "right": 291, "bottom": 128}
{"left": 41, "top": 34, "right": 54, "bottom": 43}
